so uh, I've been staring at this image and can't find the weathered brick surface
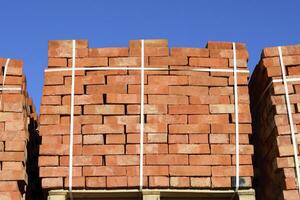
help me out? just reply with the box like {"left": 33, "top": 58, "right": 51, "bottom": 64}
{"left": 250, "top": 44, "right": 300, "bottom": 200}
{"left": 0, "top": 58, "right": 40, "bottom": 199}
{"left": 39, "top": 39, "right": 253, "bottom": 191}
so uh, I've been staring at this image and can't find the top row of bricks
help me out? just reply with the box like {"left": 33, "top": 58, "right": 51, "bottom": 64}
{"left": 48, "top": 39, "right": 248, "bottom": 58}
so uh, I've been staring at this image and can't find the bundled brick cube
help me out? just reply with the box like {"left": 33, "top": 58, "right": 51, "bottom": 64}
{"left": 0, "top": 58, "right": 40, "bottom": 200}
{"left": 250, "top": 45, "right": 300, "bottom": 200}
{"left": 39, "top": 39, "right": 254, "bottom": 192}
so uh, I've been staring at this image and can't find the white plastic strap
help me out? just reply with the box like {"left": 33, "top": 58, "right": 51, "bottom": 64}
{"left": 273, "top": 77, "right": 300, "bottom": 83}
{"left": 139, "top": 39, "right": 145, "bottom": 191}
{"left": 2, "top": 58, "right": 10, "bottom": 87}
{"left": 68, "top": 40, "right": 76, "bottom": 195}
{"left": 233, "top": 42, "right": 240, "bottom": 191}
{"left": 45, "top": 67, "right": 249, "bottom": 74}
{"left": 278, "top": 46, "right": 300, "bottom": 193}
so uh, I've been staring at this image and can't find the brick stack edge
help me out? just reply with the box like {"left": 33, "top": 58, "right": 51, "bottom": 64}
{"left": 250, "top": 45, "right": 300, "bottom": 200}
{"left": 0, "top": 58, "right": 40, "bottom": 200}
{"left": 38, "top": 39, "right": 254, "bottom": 192}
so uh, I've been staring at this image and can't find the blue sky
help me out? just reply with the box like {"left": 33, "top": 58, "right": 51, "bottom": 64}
{"left": 0, "top": 0, "right": 299, "bottom": 112}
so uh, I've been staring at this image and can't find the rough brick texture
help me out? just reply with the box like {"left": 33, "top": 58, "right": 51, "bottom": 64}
{"left": 39, "top": 39, "right": 254, "bottom": 191}
{"left": 250, "top": 44, "right": 300, "bottom": 200}
{"left": 0, "top": 58, "right": 40, "bottom": 200}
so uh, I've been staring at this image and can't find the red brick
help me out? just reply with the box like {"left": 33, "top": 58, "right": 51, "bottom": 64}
{"left": 89, "top": 48, "right": 128, "bottom": 57}
{"left": 42, "top": 178, "right": 63, "bottom": 188}
{"left": 169, "top": 144, "right": 210, "bottom": 154}
{"left": 189, "top": 76, "right": 228, "bottom": 86}
{"left": 144, "top": 166, "right": 169, "bottom": 176}
{"left": 62, "top": 94, "right": 103, "bottom": 105}
{"left": 107, "top": 176, "right": 128, "bottom": 187}
{"left": 82, "top": 124, "right": 124, "bottom": 134}
{"left": 83, "top": 166, "right": 126, "bottom": 176}
{"left": 106, "top": 134, "right": 125, "bottom": 144}
{"left": 148, "top": 75, "right": 188, "bottom": 85}
{"left": 40, "top": 167, "right": 81, "bottom": 177}
{"left": 84, "top": 105, "right": 124, "bottom": 115}
{"left": 106, "top": 155, "right": 139, "bottom": 166}
{"left": 127, "top": 105, "right": 167, "bottom": 114}
{"left": 169, "top": 124, "right": 210, "bottom": 134}
{"left": 109, "top": 57, "right": 140, "bottom": 66}
{"left": 126, "top": 144, "right": 168, "bottom": 154}
{"left": 170, "top": 166, "right": 211, "bottom": 176}
{"left": 40, "top": 115, "right": 60, "bottom": 125}
{"left": 189, "top": 155, "right": 231, "bottom": 166}
{"left": 82, "top": 145, "right": 124, "bottom": 155}
{"left": 107, "top": 94, "right": 141, "bottom": 104}
{"left": 148, "top": 95, "right": 188, "bottom": 104}
{"left": 191, "top": 177, "right": 211, "bottom": 187}
{"left": 83, "top": 134, "right": 104, "bottom": 144}
{"left": 146, "top": 155, "right": 188, "bottom": 165}
{"left": 149, "top": 176, "right": 169, "bottom": 188}
{"left": 169, "top": 105, "right": 209, "bottom": 114}
{"left": 211, "top": 177, "right": 231, "bottom": 188}
{"left": 170, "top": 177, "right": 190, "bottom": 187}
{"left": 86, "top": 177, "right": 106, "bottom": 188}
{"left": 39, "top": 156, "right": 59, "bottom": 166}
{"left": 60, "top": 156, "right": 102, "bottom": 166}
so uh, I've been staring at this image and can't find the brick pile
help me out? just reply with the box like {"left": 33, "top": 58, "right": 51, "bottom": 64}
{"left": 39, "top": 39, "right": 254, "bottom": 192}
{"left": 0, "top": 58, "right": 40, "bottom": 200}
{"left": 250, "top": 45, "right": 300, "bottom": 200}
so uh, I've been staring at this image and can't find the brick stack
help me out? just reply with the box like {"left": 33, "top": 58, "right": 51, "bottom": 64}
{"left": 250, "top": 45, "right": 300, "bottom": 200}
{"left": 39, "top": 39, "right": 254, "bottom": 192}
{"left": 0, "top": 58, "right": 40, "bottom": 200}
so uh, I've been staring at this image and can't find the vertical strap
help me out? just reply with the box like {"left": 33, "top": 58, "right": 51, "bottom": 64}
{"left": 139, "top": 39, "right": 145, "bottom": 191}
{"left": 278, "top": 46, "right": 300, "bottom": 193}
{"left": 0, "top": 59, "right": 10, "bottom": 109}
{"left": 2, "top": 58, "right": 10, "bottom": 88}
{"left": 68, "top": 40, "right": 76, "bottom": 195}
{"left": 233, "top": 42, "right": 240, "bottom": 191}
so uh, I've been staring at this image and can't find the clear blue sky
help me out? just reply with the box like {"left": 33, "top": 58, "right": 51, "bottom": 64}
{"left": 0, "top": 0, "right": 299, "bottom": 112}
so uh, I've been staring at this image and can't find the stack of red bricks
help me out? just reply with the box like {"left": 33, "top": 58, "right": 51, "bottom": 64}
{"left": 250, "top": 45, "right": 300, "bottom": 200}
{"left": 0, "top": 58, "right": 39, "bottom": 200}
{"left": 39, "top": 39, "right": 254, "bottom": 191}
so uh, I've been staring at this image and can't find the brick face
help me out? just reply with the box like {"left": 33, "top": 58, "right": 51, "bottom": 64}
{"left": 38, "top": 39, "right": 253, "bottom": 193}
{"left": 0, "top": 58, "right": 39, "bottom": 199}
{"left": 250, "top": 44, "right": 300, "bottom": 199}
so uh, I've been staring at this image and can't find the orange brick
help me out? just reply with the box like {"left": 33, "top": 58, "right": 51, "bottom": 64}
{"left": 109, "top": 57, "right": 140, "bottom": 66}
{"left": 107, "top": 176, "right": 127, "bottom": 187}
{"left": 170, "top": 177, "right": 190, "bottom": 187}
{"left": 148, "top": 95, "right": 188, "bottom": 104}
{"left": 169, "top": 144, "right": 210, "bottom": 154}
{"left": 106, "top": 134, "right": 125, "bottom": 144}
{"left": 84, "top": 105, "right": 124, "bottom": 115}
{"left": 169, "top": 166, "right": 211, "bottom": 176}
{"left": 189, "top": 155, "right": 231, "bottom": 166}
{"left": 86, "top": 177, "right": 106, "bottom": 188}
{"left": 82, "top": 145, "right": 124, "bottom": 155}
{"left": 171, "top": 48, "right": 209, "bottom": 57}
{"left": 149, "top": 176, "right": 169, "bottom": 188}
{"left": 169, "top": 124, "right": 209, "bottom": 134}
{"left": 169, "top": 105, "right": 209, "bottom": 114}
{"left": 146, "top": 155, "right": 188, "bottom": 165}
{"left": 83, "top": 166, "right": 126, "bottom": 176}
{"left": 60, "top": 156, "right": 102, "bottom": 166}
{"left": 191, "top": 177, "right": 211, "bottom": 187}
{"left": 89, "top": 48, "right": 128, "bottom": 57}
{"left": 106, "top": 155, "right": 139, "bottom": 166}
{"left": 148, "top": 75, "right": 188, "bottom": 85}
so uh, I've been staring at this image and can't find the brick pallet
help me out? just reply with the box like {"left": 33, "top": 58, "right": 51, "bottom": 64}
{"left": 0, "top": 58, "right": 40, "bottom": 200}
{"left": 39, "top": 39, "right": 254, "bottom": 199}
{"left": 250, "top": 45, "right": 300, "bottom": 200}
